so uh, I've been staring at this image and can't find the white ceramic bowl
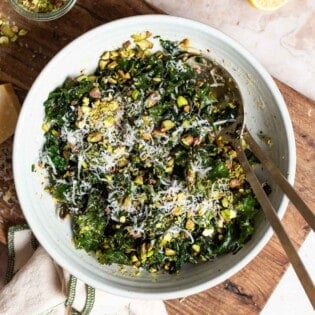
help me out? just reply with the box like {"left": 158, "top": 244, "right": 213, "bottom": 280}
{"left": 13, "top": 15, "right": 295, "bottom": 299}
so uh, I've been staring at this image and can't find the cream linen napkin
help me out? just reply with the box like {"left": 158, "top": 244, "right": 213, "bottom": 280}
{"left": 0, "top": 225, "right": 168, "bottom": 315}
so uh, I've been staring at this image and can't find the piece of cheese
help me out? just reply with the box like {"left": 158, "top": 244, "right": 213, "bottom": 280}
{"left": 0, "top": 83, "right": 21, "bottom": 144}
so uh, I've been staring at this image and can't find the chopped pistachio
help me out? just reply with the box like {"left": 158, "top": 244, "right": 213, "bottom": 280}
{"left": 117, "top": 157, "right": 129, "bottom": 167}
{"left": 163, "top": 233, "right": 172, "bottom": 243}
{"left": 142, "top": 133, "right": 152, "bottom": 141}
{"left": 0, "top": 16, "right": 28, "bottom": 46}
{"left": 221, "top": 197, "right": 229, "bottom": 208}
{"left": 185, "top": 219, "right": 195, "bottom": 231}
{"left": 122, "top": 196, "right": 131, "bottom": 210}
{"left": 177, "top": 95, "right": 188, "bottom": 107}
{"left": 185, "top": 47, "right": 202, "bottom": 55}
{"left": 107, "top": 61, "right": 118, "bottom": 69}
{"left": 182, "top": 120, "right": 190, "bottom": 127}
{"left": 99, "top": 60, "right": 109, "bottom": 70}
{"left": 136, "top": 39, "right": 153, "bottom": 51}
{"left": 10, "top": 35, "right": 18, "bottom": 42}
{"left": 181, "top": 134, "right": 194, "bottom": 146}
{"left": 192, "top": 244, "right": 200, "bottom": 253}
{"left": 0, "top": 36, "right": 9, "bottom": 46}
{"left": 131, "top": 31, "right": 152, "bottom": 42}
{"left": 131, "top": 90, "right": 140, "bottom": 100}
{"left": 81, "top": 161, "right": 88, "bottom": 169}
{"left": 229, "top": 179, "right": 242, "bottom": 188}
{"left": 18, "top": 29, "right": 28, "bottom": 36}
{"left": 89, "top": 87, "right": 101, "bottom": 99}
{"left": 183, "top": 105, "right": 190, "bottom": 113}
{"left": 76, "top": 74, "right": 88, "bottom": 82}
{"left": 106, "top": 100, "right": 119, "bottom": 112}
{"left": 135, "top": 175, "right": 143, "bottom": 185}
{"left": 165, "top": 248, "right": 176, "bottom": 256}
{"left": 171, "top": 206, "right": 182, "bottom": 216}
{"left": 87, "top": 132, "right": 102, "bottom": 143}
{"left": 81, "top": 97, "right": 89, "bottom": 106}
{"left": 161, "top": 120, "right": 175, "bottom": 131}
{"left": 41, "top": 123, "right": 49, "bottom": 132}
{"left": 1, "top": 25, "right": 15, "bottom": 38}
{"left": 228, "top": 102, "right": 236, "bottom": 109}
{"left": 221, "top": 209, "right": 237, "bottom": 221}
{"left": 108, "top": 77, "right": 117, "bottom": 84}
{"left": 110, "top": 51, "right": 119, "bottom": 59}
{"left": 179, "top": 38, "right": 190, "bottom": 48}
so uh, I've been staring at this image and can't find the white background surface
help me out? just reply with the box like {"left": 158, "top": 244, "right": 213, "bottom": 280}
{"left": 262, "top": 232, "right": 315, "bottom": 314}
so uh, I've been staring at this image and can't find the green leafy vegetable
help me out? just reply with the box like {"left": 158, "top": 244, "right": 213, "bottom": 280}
{"left": 39, "top": 33, "right": 261, "bottom": 274}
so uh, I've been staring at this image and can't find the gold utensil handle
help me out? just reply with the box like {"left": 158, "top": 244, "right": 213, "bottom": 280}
{"left": 230, "top": 137, "right": 315, "bottom": 309}
{"left": 243, "top": 129, "right": 315, "bottom": 231}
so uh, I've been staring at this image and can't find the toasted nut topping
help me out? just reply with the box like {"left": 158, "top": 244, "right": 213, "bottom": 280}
{"left": 87, "top": 132, "right": 102, "bottom": 143}
{"left": 89, "top": 87, "right": 101, "bottom": 99}
{"left": 179, "top": 38, "right": 190, "bottom": 48}
{"left": 136, "top": 39, "right": 153, "bottom": 50}
{"left": 192, "top": 244, "right": 200, "bottom": 253}
{"left": 161, "top": 120, "right": 175, "bottom": 131}
{"left": 177, "top": 95, "right": 188, "bottom": 107}
{"left": 183, "top": 105, "right": 190, "bottom": 113}
{"left": 230, "top": 179, "right": 242, "bottom": 188}
{"left": 185, "top": 219, "right": 195, "bottom": 231}
{"left": 181, "top": 134, "right": 194, "bottom": 146}
{"left": 165, "top": 248, "right": 176, "bottom": 256}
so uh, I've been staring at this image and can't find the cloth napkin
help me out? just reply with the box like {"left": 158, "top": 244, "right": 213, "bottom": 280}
{"left": 0, "top": 225, "right": 168, "bottom": 315}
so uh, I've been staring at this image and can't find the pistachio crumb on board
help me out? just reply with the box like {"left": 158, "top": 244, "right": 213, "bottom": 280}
{"left": 0, "top": 15, "right": 28, "bottom": 47}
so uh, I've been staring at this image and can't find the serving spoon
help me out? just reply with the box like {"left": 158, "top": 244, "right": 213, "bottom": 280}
{"left": 220, "top": 106, "right": 315, "bottom": 309}
{"left": 188, "top": 56, "right": 315, "bottom": 308}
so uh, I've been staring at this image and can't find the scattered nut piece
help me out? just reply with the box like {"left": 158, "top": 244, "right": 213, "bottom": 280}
{"left": 0, "top": 15, "right": 28, "bottom": 46}
{"left": 87, "top": 132, "right": 102, "bottom": 143}
{"left": 229, "top": 179, "right": 242, "bottom": 188}
{"left": 89, "top": 87, "right": 101, "bottom": 99}
{"left": 181, "top": 134, "right": 194, "bottom": 146}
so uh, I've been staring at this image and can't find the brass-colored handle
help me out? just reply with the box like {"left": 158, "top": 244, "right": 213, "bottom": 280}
{"left": 230, "top": 137, "right": 315, "bottom": 309}
{"left": 243, "top": 129, "right": 315, "bottom": 231}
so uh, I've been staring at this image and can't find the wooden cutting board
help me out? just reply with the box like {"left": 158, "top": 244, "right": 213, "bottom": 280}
{"left": 0, "top": 1, "right": 314, "bottom": 314}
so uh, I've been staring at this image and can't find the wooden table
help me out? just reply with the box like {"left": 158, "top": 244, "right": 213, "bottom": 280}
{"left": 0, "top": 1, "right": 314, "bottom": 314}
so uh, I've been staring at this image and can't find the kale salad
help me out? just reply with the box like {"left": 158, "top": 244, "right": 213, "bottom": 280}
{"left": 39, "top": 32, "right": 260, "bottom": 274}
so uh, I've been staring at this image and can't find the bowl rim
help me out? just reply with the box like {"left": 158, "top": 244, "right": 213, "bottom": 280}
{"left": 13, "top": 14, "right": 296, "bottom": 299}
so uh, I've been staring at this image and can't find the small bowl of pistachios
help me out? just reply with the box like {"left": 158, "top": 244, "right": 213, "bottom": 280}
{"left": 8, "top": 0, "right": 77, "bottom": 21}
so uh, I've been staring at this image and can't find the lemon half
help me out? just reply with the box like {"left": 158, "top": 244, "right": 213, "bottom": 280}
{"left": 248, "top": 0, "right": 289, "bottom": 11}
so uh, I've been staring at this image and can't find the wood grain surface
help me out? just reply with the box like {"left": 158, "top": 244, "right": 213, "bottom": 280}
{"left": 0, "top": 1, "right": 314, "bottom": 314}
